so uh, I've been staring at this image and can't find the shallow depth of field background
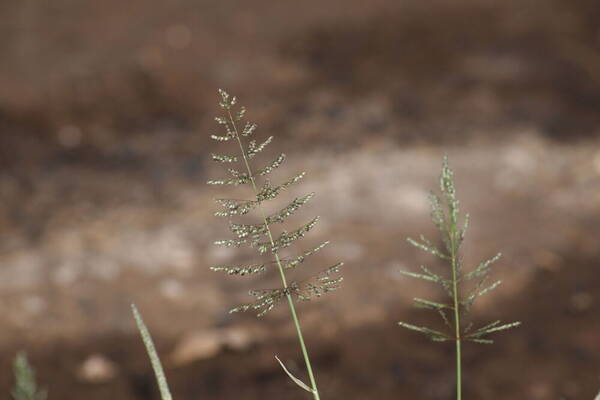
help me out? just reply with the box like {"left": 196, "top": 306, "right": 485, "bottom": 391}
{"left": 1, "top": 0, "right": 600, "bottom": 399}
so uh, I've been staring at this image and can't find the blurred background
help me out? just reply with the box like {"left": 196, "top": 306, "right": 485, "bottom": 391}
{"left": 1, "top": 0, "right": 600, "bottom": 398}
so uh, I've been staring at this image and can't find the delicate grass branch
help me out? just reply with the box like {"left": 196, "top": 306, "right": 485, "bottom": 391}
{"left": 399, "top": 156, "right": 521, "bottom": 400}
{"left": 209, "top": 89, "right": 343, "bottom": 399}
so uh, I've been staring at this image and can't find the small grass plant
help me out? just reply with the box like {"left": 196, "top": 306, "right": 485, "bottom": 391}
{"left": 11, "top": 352, "right": 46, "bottom": 400}
{"left": 398, "top": 156, "right": 521, "bottom": 399}
{"left": 206, "top": 89, "right": 343, "bottom": 399}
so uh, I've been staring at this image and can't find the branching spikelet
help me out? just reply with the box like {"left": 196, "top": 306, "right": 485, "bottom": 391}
{"left": 256, "top": 153, "right": 287, "bottom": 176}
{"left": 268, "top": 193, "right": 315, "bottom": 223}
{"left": 399, "top": 156, "right": 520, "bottom": 399}
{"left": 208, "top": 89, "right": 342, "bottom": 316}
{"left": 298, "top": 263, "right": 344, "bottom": 300}
{"left": 248, "top": 136, "right": 273, "bottom": 158}
{"left": 230, "top": 285, "right": 299, "bottom": 317}
{"left": 399, "top": 156, "right": 520, "bottom": 343}
{"left": 214, "top": 198, "right": 260, "bottom": 217}
{"left": 211, "top": 153, "right": 238, "bottom": 163}
{"left": 210, "top": 263, "right": 267, "bottom": 276}
{"left": 230, "top": 263, "right": 344, "bottom": 316}
{"left": 229, "top": 221, "right": 270, "bottom": 240}
{"left": 281, "top": 241, "right": 330, "bottom": 270}
{"left": 255, "top": 217, "right": 320, "bottom": 254}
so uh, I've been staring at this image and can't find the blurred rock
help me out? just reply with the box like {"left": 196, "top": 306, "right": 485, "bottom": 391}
{"left": 170, "top": 330, "right": 222, "bottom": 366}
{"left": 533, "top": 250, "right": 562, "bottom": 271}
{"left": 165, "top": 24, "right": 192, "bottom": 50}
{"left": 570, "top": 292, "right": 593, "bottom": 312}
{"left": 208, "top": 246, "right": 236, "bottom": 263}
{"left": 57, "top": 125, "right": 83, "bottom": 148}
{"left": 528, "top": 381, "right": 552, "bottom": 399}
{"left": 21, "top": 295, "right": 46, "bottom": 315}
{"left": 391, "top": 184, "right": 429, "bottom": 214}
{"left": 332, "top": 241, "right": 365, "bottom": 262}
{"left": 159, "top": 278, "right": 185, "bottom": 301}
{"left": 170, "top": 327, "right": 255, "bottom": 366}
{"left": 221, "top": 327, "right": 253, "bottom": 351}
{"left": 78, "top": 354, "right": 118, "bottom": 383}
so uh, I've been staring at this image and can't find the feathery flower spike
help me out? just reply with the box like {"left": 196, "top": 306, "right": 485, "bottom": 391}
{"left": 398, "top": 156, "right": 520, "bottom": 400}
{"left": 208, "top": 89, "right": 343, "bottom": 400}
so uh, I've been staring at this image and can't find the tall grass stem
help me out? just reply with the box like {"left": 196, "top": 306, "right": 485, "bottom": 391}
{"left": 228, "top": 110, "right": 321, "bottom": 400}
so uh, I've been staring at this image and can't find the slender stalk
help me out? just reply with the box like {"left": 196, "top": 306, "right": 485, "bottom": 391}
{"left": 449, "top": 215, "right": 462, "bottom": 400}
{"left": 131, "top": 305, "right": 173, "bottom": 400}
{"left": 228, "top": 111, "right": 321, "bottom": 400}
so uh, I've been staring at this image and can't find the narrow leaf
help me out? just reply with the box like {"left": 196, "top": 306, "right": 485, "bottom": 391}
{"left": 275, "top": 356, "right": 315, "bottom": 394}
{"left": 131, "top": 304, "right": 173, "bottom": 400}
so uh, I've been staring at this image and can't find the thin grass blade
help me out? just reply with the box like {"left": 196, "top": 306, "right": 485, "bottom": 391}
{"left": 131, "top": 304, "right": 173, "bottom": 400}
{"left": 275, "top": 356, "right": 315, "bottom": 394}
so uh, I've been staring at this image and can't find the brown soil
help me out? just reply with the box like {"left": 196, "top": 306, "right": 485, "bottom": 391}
{"left": 1, "top": 0, "right": 600, "bottom": 399}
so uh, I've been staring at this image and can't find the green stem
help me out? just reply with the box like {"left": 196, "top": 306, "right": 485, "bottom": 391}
{"left": 449, "top": 222, "right": 462, "bottom": 400}
{"left": 228, "top": 110, "right": 321, "bottom": 400}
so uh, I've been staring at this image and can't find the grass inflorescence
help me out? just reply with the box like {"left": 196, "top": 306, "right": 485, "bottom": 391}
{"left": 208, "top": 89, "right": 343, "bottom": 399}
{"left": 398, "top": 156, "right": 521, "bottom": 399}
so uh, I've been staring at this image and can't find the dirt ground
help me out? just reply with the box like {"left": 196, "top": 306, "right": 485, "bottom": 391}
{"left": 1, "top": 0, "right": 600, "bottom": 399}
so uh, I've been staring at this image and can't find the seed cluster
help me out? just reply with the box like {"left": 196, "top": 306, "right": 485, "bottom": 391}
{"left": 399, "top": 157, "right": 520, "bottom": 344}
{"left": 208, "top": 89, "right": 343, "bottom": 317}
